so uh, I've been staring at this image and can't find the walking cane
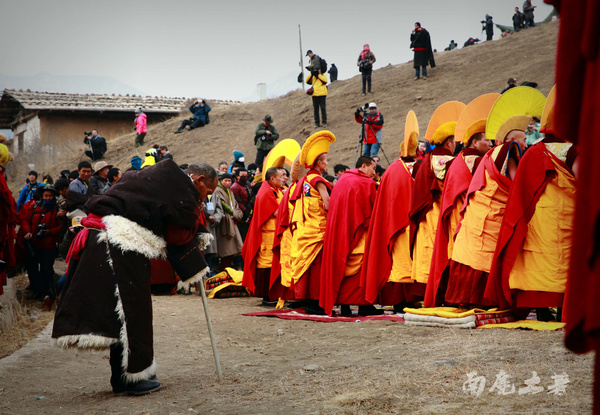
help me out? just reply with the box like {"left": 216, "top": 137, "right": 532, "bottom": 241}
{"left": 197, "top": 279, "right": 223, "bottom": 381}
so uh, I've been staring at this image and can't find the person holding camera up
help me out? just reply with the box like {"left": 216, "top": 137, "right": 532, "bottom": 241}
{"left": 254, "top": 115, "right": 280, "bottom": 170}
{"left": 21, "top": 185, "right": 61, "bottom": 300}
{"left": 357, "top": 43, "right": 376, "bottom": 96}
{"left": 83, "top": 129, "right": 107, "bottom": 160}
{"left": 482, "top": 14, "right": 494, "bottom": 41}
{"left": 355, "top": 102, "right": 384, "bottom": 157}
{"left": 175, "top": 99, "right": 211, "bottom": 133}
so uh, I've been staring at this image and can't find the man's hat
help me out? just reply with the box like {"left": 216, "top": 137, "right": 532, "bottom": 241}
{"left": 455, "top": 93, "right": 500, "bottom": 145}
{"left": 486, "top": 86, "right": 546, "bottom": 142}
{"left": 401, "top": 110, "right": 419, "bottom": 157}
{"left": 508, "top": 77, "right": 517, "bottom": 84}
{"left": 42, "top": 185, "right": 58, "bottom": 196}
{"left": 425, "top": 101, "right": 467, "bottom": 145}
{"left": 28, "top": 170, "right": 38, "bottom": 178}
{"left": 369, "top": 102, "right": 377, "bottom": 109}
{"left": 135, "top": 107, "right": 143, "bottom": 114}
{"left": 93, "top": 161, "right": 113, "bottom": 174}
{"left": 300, "top": 130, "right": 336, "bottom": 168}
{"left": 263, "top": 114, "right": 273, "bottom": 124}
{"left": 306, "top": 49, "right": 313, "bottom": 56}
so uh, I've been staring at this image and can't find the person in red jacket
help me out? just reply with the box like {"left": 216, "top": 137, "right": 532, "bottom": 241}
{"left": 355, "top": 102, "right": 384, "bottom": 157}
{"left": 134, "top": 108, "right": 147, "bottom": 148}
{"left": 21, "top": 185, "right": 61, "bottom": 300}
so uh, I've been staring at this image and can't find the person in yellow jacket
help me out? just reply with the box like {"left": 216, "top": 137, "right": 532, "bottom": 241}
{"left": 306, "top": 69, "right": 328, "bottom": 129}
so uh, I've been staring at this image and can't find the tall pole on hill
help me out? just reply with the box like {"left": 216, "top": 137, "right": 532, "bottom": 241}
{"left": 299, "top": 24, "right": 305, "bottom": 91}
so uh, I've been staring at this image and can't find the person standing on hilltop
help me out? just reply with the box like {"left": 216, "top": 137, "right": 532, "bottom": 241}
{"left": 483, "top": 14, "right": 494, "bottom": 41}
{"left": 523, "top": 0, "right": 536, "bottom": 28}
{"left": 254, "top": 115, "right": 280, "bottom": 170}
{"left": 357, "top": 44, "right": 376, "bottom": 95}
{"left": 513, "top": 7, "right": 525, "bottom": 32}
{"left": 410, "top": 22, "right": 435, "bottom": 81}
{"left": 328, "top": 64, "right": 338, "bottom": 82}
{"left": 305, "top": 55, "right": 328, "bottom": 128}
{"left": 134, "top": 108, "right": 147, "bottom": 148}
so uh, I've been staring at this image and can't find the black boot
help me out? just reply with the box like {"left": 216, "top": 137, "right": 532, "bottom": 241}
{"left": 305, "top": 300, "right": 326, "bottom": 315}
{"left": 340, "top": 304, "right": 353, "bottom": 317}
{"left": 536, "top": 307, "right": 556, "bottom": 322}
{"left": 358, "top": 305, "right": 384, "bottom": 316}
{"left": 393, "top": 302, "right": 408, "bottom": 314}
{"left": 110, "top": 343, "right": 161, "bottom": 396}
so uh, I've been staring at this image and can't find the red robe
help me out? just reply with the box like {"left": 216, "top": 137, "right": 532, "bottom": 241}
{"left": 268, "top": 185, "right": 294, "bottom": 300}
{"left": 545, "top": 1, "right": 600, "bottom": 411}
{"left": 319, "top": 169, "right": 377, "bottom": 315}
{"left": 362, "top": 159, "right": 414, "bottom": 304}
{"left": 0, "top": 173, "right": 17, "bottom": 295}
{"left": 425, "top": 148, "right": 482, "bottom": 307}
{"left": 242, "top": 180, "right": 280, "bottom": 294}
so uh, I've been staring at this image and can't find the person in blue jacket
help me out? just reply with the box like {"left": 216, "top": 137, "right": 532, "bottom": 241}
{"left": 17, "top": 171, "right": 44, "bottom": 212}
{"left": 175, "top": 99, "right": 211, "bottom": 133}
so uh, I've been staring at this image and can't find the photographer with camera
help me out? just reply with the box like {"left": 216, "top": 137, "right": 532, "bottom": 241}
{"left": 21, "top": 185, "right": 61, "bottom": 301}
{"left": 83, "top": 129, "right": 107, "bottom": 160}
{"left": 254, "top": 115, "right": 280, "bottom": 170}
{"left": 355, "top": 102, "right": 384, "bottom": 157}
{"left": 175, "top": 99, "right": 211, "bottom": 133}
{"left": 357, "top": 43, "right": 376, "bottom": 95}
{"left": 482, "top": 14, "right": 494, "bottom": 41}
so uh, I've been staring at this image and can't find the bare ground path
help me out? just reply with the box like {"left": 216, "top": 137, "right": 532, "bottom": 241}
{"left": 0, "top": 295, "right": 593, "bottom": 414}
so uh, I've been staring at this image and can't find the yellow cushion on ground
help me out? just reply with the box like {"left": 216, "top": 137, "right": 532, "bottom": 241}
{"left": 477, "top": 320, "right": 565, "bottom": 331}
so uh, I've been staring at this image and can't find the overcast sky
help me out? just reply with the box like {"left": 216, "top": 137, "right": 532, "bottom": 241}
{"left": 0, "top": 0, "right": 554, "bottom": 101}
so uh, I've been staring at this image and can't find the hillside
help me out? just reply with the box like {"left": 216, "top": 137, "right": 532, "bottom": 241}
{"left": 10, "top": 22, "right": 558, "bottom": 187}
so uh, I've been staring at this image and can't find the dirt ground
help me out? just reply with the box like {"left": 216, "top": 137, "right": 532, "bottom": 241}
{"left": 0, "top": 293, "right": 593, "bottom": 415}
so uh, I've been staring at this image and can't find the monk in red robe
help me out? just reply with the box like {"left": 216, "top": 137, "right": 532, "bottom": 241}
{"left": 409, "top": 122, "right": 457, "bottom": 297}
{"left": 319, "top": 156, "right": 378, "bottom": 316}
{"left": 425, "top": 120, "right": 492, "bottom": 306}
{"left": 242, "top": 167, "right": 284, "bottom": 304}
{"left": 544, "top": 0, "right": 600, "bottom": 410}
{"left": 446, "top": 116, "right": 530, "bottom": 307}
{"left": 362, "top": 155, "right": 415, "bottom": 312}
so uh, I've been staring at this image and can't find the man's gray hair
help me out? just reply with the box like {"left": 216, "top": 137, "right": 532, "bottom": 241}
{"left": 187, "top": 162, "right": 217, "bottom": 181}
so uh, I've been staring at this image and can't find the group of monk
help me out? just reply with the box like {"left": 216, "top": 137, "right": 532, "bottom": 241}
{"left": 241, "top": 85, "right": 576, "bottom": 319}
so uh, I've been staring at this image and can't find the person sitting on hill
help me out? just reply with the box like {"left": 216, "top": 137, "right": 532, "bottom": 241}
{"left": 444, "top": 40, "right": 458, "bottom": 51}
{"left": 175, "top": 99, "right": 211, "bottom": 133}
{"left": 463, "top": 37, "right": 480, "bottom": 47}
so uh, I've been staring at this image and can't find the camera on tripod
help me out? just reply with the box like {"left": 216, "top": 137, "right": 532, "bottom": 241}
{"left": 84, "top": 131, "right": 92, "bottom": 137}
{"left": 356, "top": 103, "right": 370, "bottom": 115}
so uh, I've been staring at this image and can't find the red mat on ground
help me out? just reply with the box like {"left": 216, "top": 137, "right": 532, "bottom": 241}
{"left": 243, "top": 307, "right": 405, "bottom": 323}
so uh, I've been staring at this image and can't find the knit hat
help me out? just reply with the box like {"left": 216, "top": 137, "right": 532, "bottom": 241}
{"left": 233, "top": 150, "right": 244, "bottom": 162}
{"left": 130, "top": 156, "right": 142, "bottom": 170}
{"left": 135, "top": 108, "right": 143, "bottom": 114}
{"left": 28, "top": 170, "right": 38, "bottom": 178}
{"left": 369, "top": 102, "right": 377, "bottom": 109}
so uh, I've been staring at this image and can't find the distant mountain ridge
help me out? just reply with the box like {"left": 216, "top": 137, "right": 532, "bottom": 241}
{"left": 0, "top": 72, "right": 147, "bottom": 96}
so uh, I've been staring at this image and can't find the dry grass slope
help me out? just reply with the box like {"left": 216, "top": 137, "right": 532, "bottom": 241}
{"left": 8, "top": 22, "right": 557, "bottom": 190}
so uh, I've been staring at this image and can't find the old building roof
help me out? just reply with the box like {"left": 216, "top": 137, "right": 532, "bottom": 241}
{"left": 0, "top": 89, "right": 188, "bottom": 128}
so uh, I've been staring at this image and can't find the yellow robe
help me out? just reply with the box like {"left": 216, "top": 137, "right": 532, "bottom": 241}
{"left": 257, "top": 190, "right": 283, "bottom": 269}
{"left": 289, "top": 174, "right": 328, "bottom": 283}
{"left": 279, "top": 184, "right": 297, "bottom": 288}
{"left": 508, "top": 143, "right": 576, "bottom": 293}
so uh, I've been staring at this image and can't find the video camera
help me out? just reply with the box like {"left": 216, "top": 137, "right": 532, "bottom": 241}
{"left": 84, "top": 131, "right": 93, "bottom": 137}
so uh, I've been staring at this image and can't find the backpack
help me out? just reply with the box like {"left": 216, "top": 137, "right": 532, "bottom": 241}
{"left": 319, "top": 56, "right": 328, "bottom": 74}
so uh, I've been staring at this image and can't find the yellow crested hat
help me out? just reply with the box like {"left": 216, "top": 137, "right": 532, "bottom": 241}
{"left": 431, "top": 121, "right": 458, "bottom": 145}
{"left": 455, "top": 93, "right": 500, "bottom": 145}
{"left": 495, "top": 114, "right": 532, "bottom": 142}
{"left": 425, "top": 101, "right": 466, "bottom": 144}
{"left": 401, "top": 110, "right": 419, "bottom": 157}
{"left": 300, "top": 130, "right": 336, "bottom": 168}
{"left": 263, "top": 139, "right": 302, "bottom": 170}
{"left": 540, "top": 85, "right": 556, "bottom": 135}
{"left": 0, "top": 143, "right": 13, "bottom": 168}
{"left": 486, "top": 86, "right": 546, "bottom": 141}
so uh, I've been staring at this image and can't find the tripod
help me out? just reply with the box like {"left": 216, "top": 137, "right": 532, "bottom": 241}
{"left": 353, "top": 109, "right": 391, "bottom": 166}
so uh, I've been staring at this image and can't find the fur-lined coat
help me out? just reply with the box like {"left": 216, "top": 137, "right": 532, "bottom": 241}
{"left": 52, "top": 160, "right": 209, "bottom": 383}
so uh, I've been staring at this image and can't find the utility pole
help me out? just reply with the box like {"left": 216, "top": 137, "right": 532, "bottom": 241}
{"left": 299, "top": 24, "right": 305, "bottom": 91}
